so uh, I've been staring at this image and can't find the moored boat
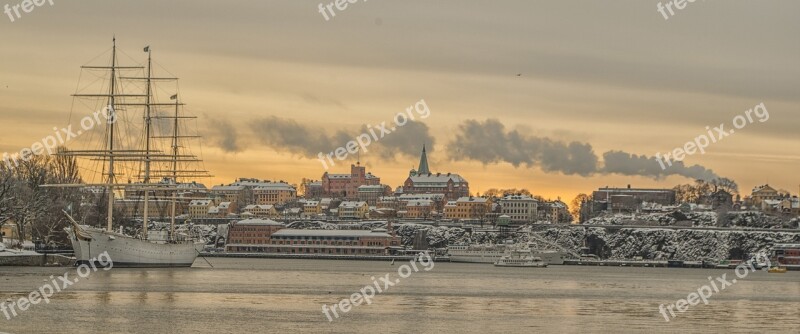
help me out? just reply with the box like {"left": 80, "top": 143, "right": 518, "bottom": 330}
{"left": 494, "top": 249, "right": 547, "bottom": 268}
{"left": 47, "top": 38, "right": 211, "bottom": 268}
{"left": 448, "top": 242, "right": 566, "bottom": 264}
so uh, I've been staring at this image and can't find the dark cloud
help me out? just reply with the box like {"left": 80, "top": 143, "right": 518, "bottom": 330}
{"left": 207, "top": 119, "right": 243, "bottom": 153}
{"left": 247, "top": 116, "right": 435, "bottom": 161}
{"left": 601, "top": 151, "right": 718, "bottom": 180}
{"left": 447, "top": 119, "right": 598, "bottom": 176}
{"left": 448, "top": 119, "right": 719, "bottom": 180}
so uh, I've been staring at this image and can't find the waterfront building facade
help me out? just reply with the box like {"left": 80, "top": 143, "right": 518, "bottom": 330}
{"left": 227, "top": 229, "right": 400, "bottom": 255}
{"left": 499, "top": 194, "right": 538, "bottom": 223}
{"left": 225, "top": 218, "right": 285, "bottom": 251}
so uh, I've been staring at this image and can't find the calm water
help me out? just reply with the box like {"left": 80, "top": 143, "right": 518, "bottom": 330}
{"left": 0, "top": 258, "right": 798, "bottom": 333}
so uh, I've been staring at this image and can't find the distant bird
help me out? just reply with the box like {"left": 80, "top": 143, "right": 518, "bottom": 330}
{"left": 516, "top": 73, "right": 522, "bottom": 77}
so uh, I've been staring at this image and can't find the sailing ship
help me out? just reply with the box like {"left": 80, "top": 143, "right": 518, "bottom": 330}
{"left": 48, "top": 38, "right": 211, "bottom": 267}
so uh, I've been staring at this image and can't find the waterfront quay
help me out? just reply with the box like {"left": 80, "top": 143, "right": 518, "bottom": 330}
{"left": 201, "top": 252, "right": 449, "bottom": 262}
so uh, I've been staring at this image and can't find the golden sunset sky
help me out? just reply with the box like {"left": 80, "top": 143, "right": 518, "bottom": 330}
{"left": 0, "top": 1, "right": 798, "bottom": 201}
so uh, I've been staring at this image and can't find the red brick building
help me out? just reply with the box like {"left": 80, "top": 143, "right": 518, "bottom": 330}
{"left": 322, "top": 163, "right": 381, "bottom": 199}
{"left": 226, "top": 228, "right": 401, "bottom": 255}
{"left": 225, "top": 218, "right": 285, "bottom": 251}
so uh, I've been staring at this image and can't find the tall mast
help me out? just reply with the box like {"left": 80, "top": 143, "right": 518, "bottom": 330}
{"left": 106, "top": 37, "right": 118, "bottom": 232}
{"left": 142, "top": 46, "right": 153, "bottom": 239}
{"left": 169, "top": 94, "right": 179, "bottom": 240}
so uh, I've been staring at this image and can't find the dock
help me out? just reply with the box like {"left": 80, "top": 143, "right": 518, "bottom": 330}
{"left": 200, "top": 252, "right": 451, "bottom": 262}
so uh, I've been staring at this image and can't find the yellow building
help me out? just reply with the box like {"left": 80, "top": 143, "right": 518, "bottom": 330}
{"left": 242, "top": 204, "right": 279, "bottom": 218}
{"left": 254, "top": 182, "right": 297, "bottom": 205}
{"left": 302, "top": 200, "right": 322, "bottom": 218}
{"left": 444, "top": 197, "right": 491, "bottom": 220}
{"left": 210, "top": 185, "right": 246, "bottom": 203}
{"left": 188, "top": 199, "right": 216, "bottom": 218}
{"left": 402, "top": 199, "right": 434, "bottom": 219}
{"left": 338, "top": 201, "right": 369, "bottom": 219}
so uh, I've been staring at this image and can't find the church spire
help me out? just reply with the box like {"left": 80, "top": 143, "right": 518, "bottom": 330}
{"left": 417, "top": 144, "right": 431, "bottom": 175}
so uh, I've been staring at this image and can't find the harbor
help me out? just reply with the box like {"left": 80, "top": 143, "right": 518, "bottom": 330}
{"left": 1, "top": 257, "right": 798, "bottom": 333}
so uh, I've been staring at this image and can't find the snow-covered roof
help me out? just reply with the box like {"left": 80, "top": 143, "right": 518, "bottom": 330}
{"left": 211, "top": 185, "right": 245, "bottom": 192}
{"left": 752, "top": 184, "right": 777, "bottom": 193}
{"left": 500, "top": 194, "right": 536, "bottom": 201}
{"left": 406, "top": 199, "right": 433, "bottom": 206}
{"left": 408, "top": 173, "right": 467, "bottom": 185}
{"left": 399, "top": 193, "right": 445, "bottom": 201}
{"left": 455, "top": 197, "right": 489, "bottom": 203}
{"left": 254, "top": 183, "right": 296, "bottom": 191}
{"left": 358, "top": 185, "right": 385, "bottom": 191}
{"left": 189, "top": 199, "right": 213, "bottom": 206}
{"left": 271, "top": 229, "right": 392, "bottom": 238}
{"left": 339, "top": 201, "right": 368, "bottom": 208}
{"left": 236, "top": 218, "right": 284, "bottom": 226}
{"left": 244, "top": 204, "right": 275, "bottom": 210}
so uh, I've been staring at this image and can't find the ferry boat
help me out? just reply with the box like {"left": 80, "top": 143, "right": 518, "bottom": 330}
{"left": 494, "top": 249, "right": 547, "bottom": 268}
{"left": 448, "top": 243, "right": 567, "bottom": 265}
{"left": 47, "top": 38, "right": 210, "bottom": 267}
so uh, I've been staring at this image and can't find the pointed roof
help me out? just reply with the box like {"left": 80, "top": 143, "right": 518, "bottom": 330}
{"left": 418, "top": 145, "right": 431, "bottom": 175}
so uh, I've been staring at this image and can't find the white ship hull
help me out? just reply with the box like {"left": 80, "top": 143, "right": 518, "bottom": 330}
{"left": 67, "top": 227, "right": 203, "bottom": 267}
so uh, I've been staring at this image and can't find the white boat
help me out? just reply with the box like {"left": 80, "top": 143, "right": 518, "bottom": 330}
{"left": 494, "top": 249, "right": 548, "bottom": 268}
{"left": 448, "top": 243, "right": 567, "bottom": 265}
{"left": 48, "top": 38, "right": 211, "bottom": 268}
{"left": 67, "top": 224, "right": 203, "bottom": 267}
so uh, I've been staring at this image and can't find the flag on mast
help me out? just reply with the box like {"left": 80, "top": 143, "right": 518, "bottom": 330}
{"left": 144, "top": 46, "right": 150, "bottom": 52}
{"left": 170, "top": 94, "right": 178, "bottom": 100}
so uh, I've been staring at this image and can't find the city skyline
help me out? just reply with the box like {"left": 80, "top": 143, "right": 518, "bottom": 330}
{"left": 0, "top": 1, "right": 798, "bottom": 202}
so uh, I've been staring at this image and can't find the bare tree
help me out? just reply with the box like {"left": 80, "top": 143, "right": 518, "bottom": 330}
{"left": 570, "top": 193, "right": 592, "bottom": 222}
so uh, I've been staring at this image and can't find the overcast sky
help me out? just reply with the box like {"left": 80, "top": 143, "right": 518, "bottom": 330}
{"left": 0, "top": 0, "right": 798, "bottom": 200}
